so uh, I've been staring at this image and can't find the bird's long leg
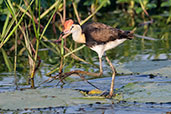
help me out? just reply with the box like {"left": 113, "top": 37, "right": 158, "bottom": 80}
{"left": 105, "top": 56, "right": 116, "bottom": 97}
{"left": 99, "top": 57, "right": 103, "bottom": 76}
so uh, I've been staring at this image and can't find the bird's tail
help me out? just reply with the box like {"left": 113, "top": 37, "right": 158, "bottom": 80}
{"left": 121, "top": 30, "right": 134, "bottom": 40}
{"left": 126, "top": 31, "right": 134, "bottom": 40}
{"left": 118, "top": 29, "right": 134, "bottom": 39}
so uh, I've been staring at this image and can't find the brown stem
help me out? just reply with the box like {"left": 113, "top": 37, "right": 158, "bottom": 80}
{"left": 57, "top": 12, "right": 63, "bottom": 24}
{"left": 23, "top": 0, "right": 44, "bottom": 29}
{"left": 139, "top": 0, "right": 153, "bottom": 22}
{"left": 62, "top": 0, "right": 66, "bottom": 25}
{"left": 59, "top": 57, "right": 64, "bottom": 74}
{"left": 72, "top": 1, "right": 81, "bottom": 24}
{"left": 30, "top": 78, "right": 35, "bottom": 88}
{"left": 30, "top": 42, "right": 41, "bottom": 78}
{"left": 52, "top": 13, "right": 57, "bottom": 37}
{"left": 62, "top": 70, "right": 102, "bottom": 77}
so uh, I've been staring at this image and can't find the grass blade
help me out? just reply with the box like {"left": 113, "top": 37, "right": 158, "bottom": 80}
{"left": 1, "top": 48, "right": 13, "bottom": 72}
{"left": 80, "top": 0, "right": 107, "bottom": 25}
{"left": 0, "top": 0, "right": 34, "bottom": 49}
{"left": 64, "top": 45, "right": 86, "bottom": 58}
{"left": 1, "top": 12, "right": 10, "bottom": 39}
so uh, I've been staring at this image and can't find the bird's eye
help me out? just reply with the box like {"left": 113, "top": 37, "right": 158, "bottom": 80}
{"left": 70, "top": 26, "right": 74, "bottom": 30}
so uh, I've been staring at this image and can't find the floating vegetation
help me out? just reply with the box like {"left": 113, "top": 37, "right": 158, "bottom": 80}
{"left": 0, "top": 0, "right": 171, "bottom": 113}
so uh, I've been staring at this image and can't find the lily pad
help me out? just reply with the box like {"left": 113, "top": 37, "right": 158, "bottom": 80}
{"left": 66, "top": 74, "right": 171, "bottom": 103}
{"left": 0, "top": 88, "right": 108, "bottom": 110}
{"left": 121, "top": 82, "right": 171, "bottom": 103}
{"left": 116, "top": 60, "right": 171, "bottom": 77}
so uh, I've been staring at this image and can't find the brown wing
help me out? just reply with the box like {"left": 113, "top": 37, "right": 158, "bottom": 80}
{"left": 82, "top": 22, "right": 132, "bottom": 45}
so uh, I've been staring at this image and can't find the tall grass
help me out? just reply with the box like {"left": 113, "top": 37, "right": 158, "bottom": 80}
{"left": 0, "top": 0, "right": 170, "bottom": 87}
{"left": 0, "top": 0, "right": 63, "bottom": 87}
{"left": 0, "top": 0, "right": 109, "bottom": 87}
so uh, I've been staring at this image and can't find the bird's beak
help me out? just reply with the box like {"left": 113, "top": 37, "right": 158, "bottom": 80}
{"left": 63, "top": 29, "right": 70, "bottom": 35}
{"left": 59, "top": 28, "right": 71, "bottom": 42}
{"left": 62, "top": 25, "right": 71, "bottom": 35}
{"left": 57, "top": 31, "right": 68, "bottom": 43}
{"left": 60, "top": 29, "right": 69, "bottom": 38}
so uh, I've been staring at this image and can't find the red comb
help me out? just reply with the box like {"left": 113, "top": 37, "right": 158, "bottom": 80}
{"left": 64, "top": 19, "right": 74, "bottom": 29}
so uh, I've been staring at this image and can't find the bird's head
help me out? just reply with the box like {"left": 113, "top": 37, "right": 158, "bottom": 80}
{"left": 63, "top": 19, "right": 81, "bottom": 34}
{"left": 62, "top": 19, "right": 85, "bottom": 43}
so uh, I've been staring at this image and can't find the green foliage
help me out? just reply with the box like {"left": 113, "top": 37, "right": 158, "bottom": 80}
{"left": 1, "top": 48, "right": 13, "bottom": 71}
{"left": 161, "top": 0, "right": 171, "bottom": 7}
{"left": 0, "top": 0, "right": 9, "bottom": 21}
{"left": 83, "top": 0, "right": 110, "bottom": 7}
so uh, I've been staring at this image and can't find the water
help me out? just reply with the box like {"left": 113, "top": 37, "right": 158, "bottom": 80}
{"left": 2, "top": 102, "right": 170, "bottom": 114}
{"left": 0, "top": 11, "right": 171, "bottom": 113}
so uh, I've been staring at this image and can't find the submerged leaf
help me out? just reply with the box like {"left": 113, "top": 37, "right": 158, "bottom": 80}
{"left": 0, "top": 88, "right": 109, "bottom": 110}
{"left": 88, "top": 89, "right": 103, "bottom": 95}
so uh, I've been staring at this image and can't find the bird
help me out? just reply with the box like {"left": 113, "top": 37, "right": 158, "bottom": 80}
{"left": 62, "top": 19, "right": 134, "bottom": 97}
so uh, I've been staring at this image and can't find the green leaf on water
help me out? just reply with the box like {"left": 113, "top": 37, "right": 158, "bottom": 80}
{"left": 124, "top": 83, "right": 135, "bottom": 88}
{"left": 0, "top": 88, "right": 109, "bottom": 110}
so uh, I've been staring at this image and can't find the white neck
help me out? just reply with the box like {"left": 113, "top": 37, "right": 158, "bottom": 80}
{"left": 71, "top": 25, "right": 86, "bottom": 43}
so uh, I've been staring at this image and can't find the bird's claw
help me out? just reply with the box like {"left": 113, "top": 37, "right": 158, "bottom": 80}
{"left": 100, "top": 91, "right": 114, "bottom": 98}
